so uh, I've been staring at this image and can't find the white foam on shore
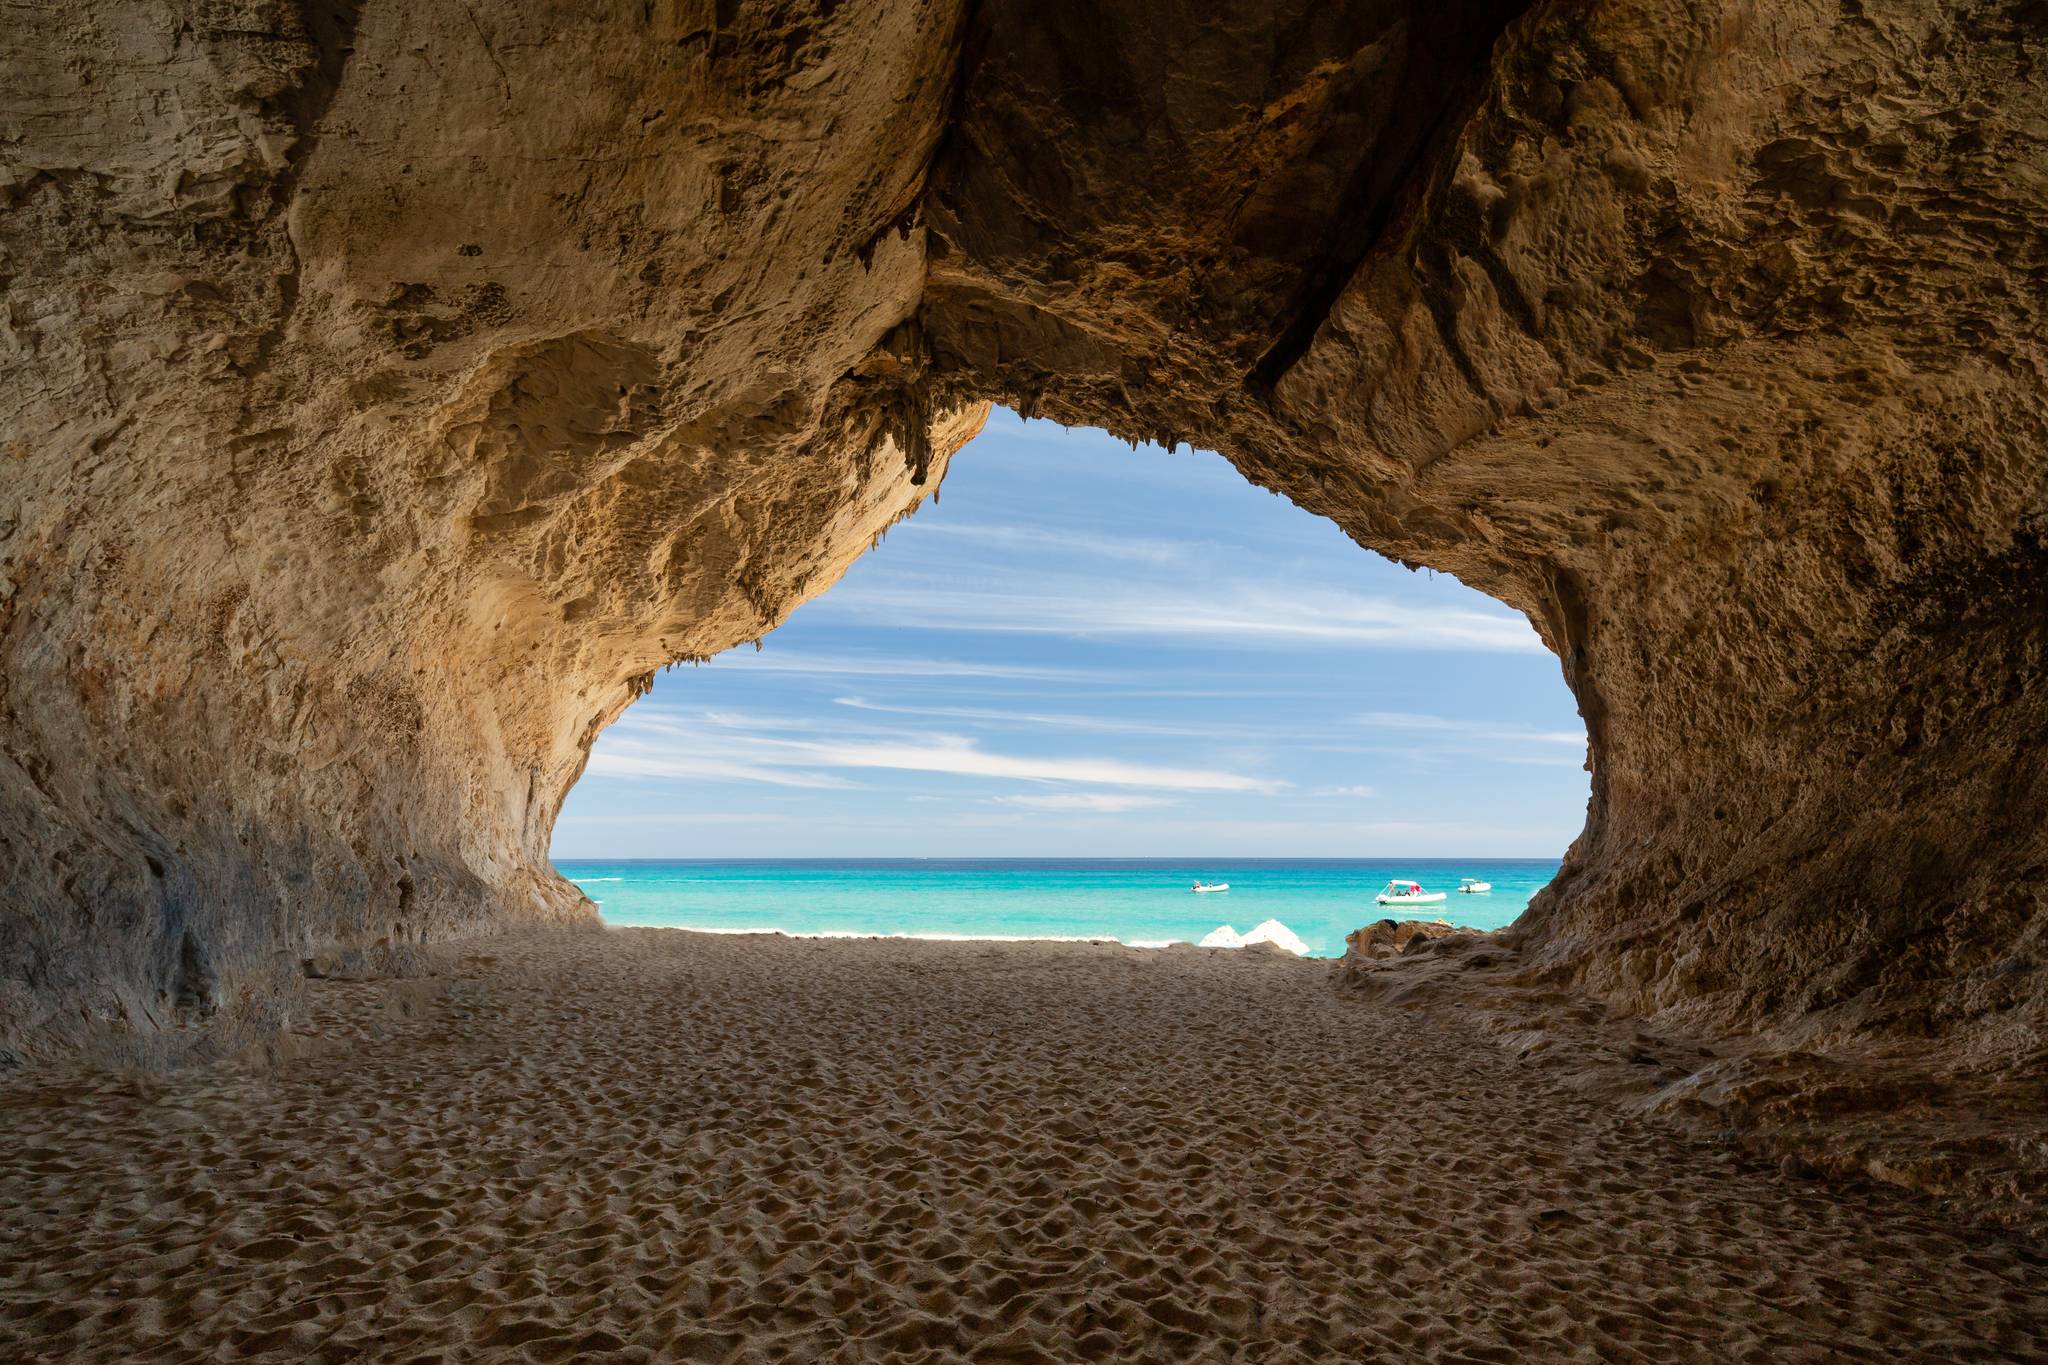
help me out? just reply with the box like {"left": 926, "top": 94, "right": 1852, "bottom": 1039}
{"left": 611, "top": 922, "right": 1129, "bottom": 945}
{"left": 602, "top": 922, "right": 1274, "bottom": 952}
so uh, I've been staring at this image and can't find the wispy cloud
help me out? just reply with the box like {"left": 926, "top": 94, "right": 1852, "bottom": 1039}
{"left": 831, "top": 695, "right": 1271, "bottom": 740}
{"left": 590, "top": 712, "right": 1283, "bottom": 793}
{"left": 703, "top": 651, "right": 1118, "bottom": 682}
{"left": 817, "top": 580, "right": 1546, "bottom": 653}
{"left": 1478, "top": 751, "right": 1590, "bottom": 769}
{"left": 901, "top": 521, "right": 1189, "bottom": 567}
{"left": 990, "top": 792, "right": 1182, "bottom": 812}
{"left": 1354, "top": 712, "right": 1586, "bottom": 746}
{"left": 1316, "top": 785, "right": 1378, "bottom": 798}
{"left": 590, "top": 708, "right": 861, "bottom": 788}
{"left": 776, "top": 735, "right": 1282, "bottom": 792}
{"left": 584, "top": 747, "right": 859, "bottom": 789}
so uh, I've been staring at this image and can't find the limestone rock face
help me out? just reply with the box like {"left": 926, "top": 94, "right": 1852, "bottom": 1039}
{"left": 2, "top": 0, "right": 2044, "bottom": 1104}
{"left": 918, "top": 0, "right": 2048, "bottom": 1075}
{"left": 1, "top": 0, "right": 985, "bottom": 1061}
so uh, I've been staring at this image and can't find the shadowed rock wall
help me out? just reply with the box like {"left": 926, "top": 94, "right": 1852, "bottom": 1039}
{"left": 918, "top": 0, "right": 2048, "bottom": 1060}
{"left": 2, "top": 0, "right": 2043, "bottom": 1083}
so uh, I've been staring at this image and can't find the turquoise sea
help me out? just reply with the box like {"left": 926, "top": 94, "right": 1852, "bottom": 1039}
{"left": 550, "top": 859, "right": 1561, "bottom": 959}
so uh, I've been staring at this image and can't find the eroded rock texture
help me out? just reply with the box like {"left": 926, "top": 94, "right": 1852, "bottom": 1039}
{"left": 2, "top": 0, "right": 986, "bottom": 1060}
{"left": 3, "top": 0, "right": 2044, "bottom": 1118}
{"left": 923, "top": 0, "right": 2047, "bottom": 1054}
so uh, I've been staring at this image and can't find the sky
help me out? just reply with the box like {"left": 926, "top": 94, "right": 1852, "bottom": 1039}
{"left": 552, "top": 411, "right": 1590, "bottom": 859}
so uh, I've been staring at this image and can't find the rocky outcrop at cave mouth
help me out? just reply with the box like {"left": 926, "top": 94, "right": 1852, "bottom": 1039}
{"left": 1339, "top": 919, "right": 1468, "bottom": 969}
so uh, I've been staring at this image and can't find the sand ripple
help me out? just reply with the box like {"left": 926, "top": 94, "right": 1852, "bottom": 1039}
{"left": 1, "top": 927, "right": 2042, "bottom": 1361}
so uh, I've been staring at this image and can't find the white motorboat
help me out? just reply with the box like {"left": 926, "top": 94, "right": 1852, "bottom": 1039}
{"left": 1375, "top": 879, "right": 1447, "bottom": 906}
{"left": 1191, "top": 881, "right": 1229, "bottom": 893}
{"left": 1457, "top": 878, "right": 1493, "bottom": 894}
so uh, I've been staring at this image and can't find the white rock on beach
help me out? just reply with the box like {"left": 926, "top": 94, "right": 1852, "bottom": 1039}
{"left": 1198, "top": 920, "right": 1308, "bottom": 955}
{"left": 1240, "top": 919, "right": 1310, "bottom": 955}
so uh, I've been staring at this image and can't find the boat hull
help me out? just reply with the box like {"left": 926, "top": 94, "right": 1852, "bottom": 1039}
{"left": 1376, "top": 893, "right": 1447, "bottom": 905}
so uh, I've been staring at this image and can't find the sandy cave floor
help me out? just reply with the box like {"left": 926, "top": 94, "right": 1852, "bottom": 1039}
{"left": 0, "top": 927, "right": 2043, "bottom": 1363}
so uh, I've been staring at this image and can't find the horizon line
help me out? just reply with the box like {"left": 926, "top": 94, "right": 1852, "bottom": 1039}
{"left": 550, "top": 854, "right": 1568, "bottom": 863}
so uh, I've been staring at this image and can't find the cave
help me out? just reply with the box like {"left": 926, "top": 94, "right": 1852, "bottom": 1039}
{"left": 4, "top": 0, "right": 2044, "bottom": 1217}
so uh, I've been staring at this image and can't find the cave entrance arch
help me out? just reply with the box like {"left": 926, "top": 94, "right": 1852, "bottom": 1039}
{"left": 548, "top": 411, "right": 1591, "bottom": 952}
{"left": 2, "top": 0, "right": 2040, "bottom": 1148}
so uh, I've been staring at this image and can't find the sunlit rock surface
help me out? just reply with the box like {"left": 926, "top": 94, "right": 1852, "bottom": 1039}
{"left": 1339, "top": 919, "right": 1462, "bottom": 967}
{"left": 2, "top": 0, "right": 2043, "bottom": 1197}
{"left": 1, "top": 0, "right": 987, "bottom": 1061}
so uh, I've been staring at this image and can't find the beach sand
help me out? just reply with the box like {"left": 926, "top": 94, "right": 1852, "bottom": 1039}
{"left": 1, "top": 926, "right": 2041, "bottom": 1361}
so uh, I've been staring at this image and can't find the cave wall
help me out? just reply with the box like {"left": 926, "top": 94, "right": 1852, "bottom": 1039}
{"left": 3, "top": 0, "right": 2044, "bottom": 1066}
{"left": 1, "top": 0, "right": 986, "bottom": 1061}
{"left": 918, "top": 0, "right": 2048, "bottom": 1052}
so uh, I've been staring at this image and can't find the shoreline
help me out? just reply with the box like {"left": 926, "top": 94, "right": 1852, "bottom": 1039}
{"left": 598, "top": 918, "right": 1196, "bottom": 951}
{"left": 588, "top": 913, "right": 1425, "bottom": 957}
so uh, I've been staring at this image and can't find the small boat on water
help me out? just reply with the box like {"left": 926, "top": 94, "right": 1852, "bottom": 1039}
{"left": 1376, "top": 879, "right": 1447, "bottom": 906}
{"left": 1457, "top": 877, "right": 1493, "bottom": 894}
{"left": 1191, "top": 881, "right": 1229, "bottom": 893}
